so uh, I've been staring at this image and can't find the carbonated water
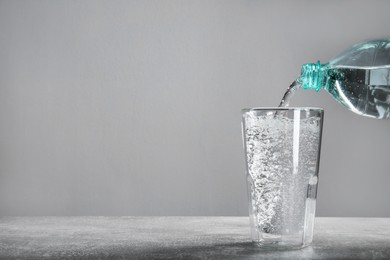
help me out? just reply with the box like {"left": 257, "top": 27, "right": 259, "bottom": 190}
{"left": 243, "top": 112, "right": 320, "bottom": 243}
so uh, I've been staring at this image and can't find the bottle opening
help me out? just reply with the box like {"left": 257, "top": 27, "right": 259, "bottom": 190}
{"left": 298, "top": 61, "right": 328, "bottom": 91}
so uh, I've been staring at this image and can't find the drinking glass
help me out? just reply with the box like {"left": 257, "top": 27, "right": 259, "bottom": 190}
{"left": 241, "top": 107, "right": 324, "bottom": 249}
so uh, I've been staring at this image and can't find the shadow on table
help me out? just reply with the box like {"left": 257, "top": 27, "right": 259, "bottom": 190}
{"left": 124, "top": 241, "right": 390, "bottom": 260}
{"left": 130, "top": 242, "right": 316, "bottom": 260}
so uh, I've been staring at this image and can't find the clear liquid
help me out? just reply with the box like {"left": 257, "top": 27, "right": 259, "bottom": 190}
{"left": 325, "top": 67, "right": 390, "bottom": 119}
{"left": 278, "top": 80, "right": 298, "bottom": 108}
{"left": 244, "top": 113, "right": 320, "bottom": 244}
{"left": 279, "top": 67, "right": 390, "bottom": 119}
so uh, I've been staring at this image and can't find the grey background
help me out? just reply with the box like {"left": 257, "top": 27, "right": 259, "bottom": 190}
{"left": 0, "top": 0, "right": 389, "bottom": 217}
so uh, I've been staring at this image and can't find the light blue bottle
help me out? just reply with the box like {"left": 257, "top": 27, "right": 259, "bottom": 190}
{"left": 296, "top": 38, "right": 390, "bottom": 119}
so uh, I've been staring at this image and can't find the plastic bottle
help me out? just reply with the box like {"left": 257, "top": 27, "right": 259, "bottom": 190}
{"left": 292, "top": 38, "right": 390, "bottom": 119}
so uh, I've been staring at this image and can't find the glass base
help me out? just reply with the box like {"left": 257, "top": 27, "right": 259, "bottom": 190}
{"left": 251, "top": 240, "right": 311, "bottom": 251}
{"left": 250, "top": 232, "right": 312, "bottom": 251}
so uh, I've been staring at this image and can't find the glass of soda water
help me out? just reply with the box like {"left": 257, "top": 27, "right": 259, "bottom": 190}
{"left": 241, "top": 107, "right": 324, "bottom": 249}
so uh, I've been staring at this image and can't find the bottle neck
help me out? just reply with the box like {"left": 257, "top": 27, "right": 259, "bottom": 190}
{"left": 297, "top": 61, "right": 329, "bottom": 91}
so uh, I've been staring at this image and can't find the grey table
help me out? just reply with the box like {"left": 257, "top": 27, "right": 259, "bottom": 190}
{"left": 0, "top": 217, "right": 389, "bottom": 259}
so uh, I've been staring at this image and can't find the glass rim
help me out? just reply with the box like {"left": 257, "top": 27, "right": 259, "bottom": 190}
{"left": 241, "top": 107, "right": 324, "bottom": 113}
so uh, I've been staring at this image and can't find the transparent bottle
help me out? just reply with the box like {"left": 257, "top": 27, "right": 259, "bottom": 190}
{"left": 297, "top": 38, "right": 390, "bottom": 119}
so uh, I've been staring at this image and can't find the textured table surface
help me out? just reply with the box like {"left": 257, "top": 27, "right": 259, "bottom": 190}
{"left": 0, "top": 217, "right": 389, "bottom": 259}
